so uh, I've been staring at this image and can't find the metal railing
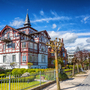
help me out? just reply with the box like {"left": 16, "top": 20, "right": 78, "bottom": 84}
{"left": 0, "top": 70, "right": 55, "bottom": 90}
{"left": 0, "top": 68, "right": 86, "bottom": 90}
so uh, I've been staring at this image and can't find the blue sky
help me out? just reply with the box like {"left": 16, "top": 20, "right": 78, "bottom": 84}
{"left": 0, "top": 0, "right": 90, "bottom": 52}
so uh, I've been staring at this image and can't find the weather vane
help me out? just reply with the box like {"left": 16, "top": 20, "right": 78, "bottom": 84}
{"left": 27, "top": 9, "right": 28, "bottom": 13}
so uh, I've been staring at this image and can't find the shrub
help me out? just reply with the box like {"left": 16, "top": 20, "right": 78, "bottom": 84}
{"left": 69, "top": 65, "right": 73, "bottom": 69}
{"left": 64, "top": 69, "right": 72, "bottom": 72}
{"left": 28, "top": 69, "right": 36, "bottom": 73}
{"left": 0, "top": 76, "right": 35, "bottom": 83}
{"left": 0, "top": 74, "right": 6, "bottom": 77}
{"left": 59, "top": 73, "right": 68, "bottom": 81}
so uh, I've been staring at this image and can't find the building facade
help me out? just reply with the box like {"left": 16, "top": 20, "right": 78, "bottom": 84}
{"left": 68, "top": 52, "right": 74, "bottom": 64}
{"left": 0, "top": 14, "right": 51, "bottom": 69}
{"left": 48, "top": 39, "right": 67, "bottom": 68}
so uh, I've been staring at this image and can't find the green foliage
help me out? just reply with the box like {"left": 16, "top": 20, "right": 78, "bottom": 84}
{"left": 64, "top": 69, "right": 72, "bottom": 72}
{"left": 6, "top": 72, "right": 11, "bottom": 76}
{"left": 0, "top": 76, "right": 35, "bottom": 83}
{"left": 59, "top": 73, "right": 68, "bottom": 81}
{"left": 75, "top": 65, "right": 77, "bottom": 69}
{"left": 44, "top": 70, "right": 54, "bottom": 80}
{"left": 0, "top": 74, "right": 6, "bottom": 77}
{"left": 78, "top": 65, "right": 81, "bottom": 68}
{"left": 12, "top": 68, "right": 26, "bottom": 76}
{"left": 58, "top": 57, "right": 64, "bottom": 66}
{"left": 27, "top": 69, "right": 36, "bottom": 73}
{"left": 27, "top": 63, "right": 33, "bottom": 69}
{"left": 62, "top": 67, "right": 65, "bottom": 69}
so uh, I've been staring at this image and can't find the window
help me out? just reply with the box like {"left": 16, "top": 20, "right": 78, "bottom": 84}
{"left": 41, "top": 55, "right": 45, "bottom": 62}
{"left": 8, "top": 43, "right": 12, "bottom": 48}
{"left": 12, "top": 43, "right": 15, "bottom": 49}
{"left": 34, "top": 44, "right": 37, "bottom": 50}
{"left": 51, "top": 53, "right": 54, "bottom": 56}
{"left": 3, "top": 56, "right": 6, "bottom": 63}
{"left": 12, "top": 55, "right": 16, "bottom": 62}
{"left": 41, "top": 36, "right": 44, "bottom": 41}
{"left": 22, "top": 31, "right": 25, "bottom": 34}
{"left": 63, "top": 53, "right": 65, "bottom": 57}
{"left": 28, "top": 53, "right": 33, "bottom": 62}
{"left": 63, "top": 60, "right": 65, "bottom": 64}
{"left": 3, "top": 44, "right": 6, "bottom": 51}
{"left": 7, "top": 33, "right": 10, "bottom": 38}
{"left": 41, "top": 46, "right": 45, "bottom": 52}
{"left": 51, "top": 60, "right": 54, "bottom": 64}
{"left": 62, "top": 48, "right": 64, "bottom": 51}
{"left": 30, "top": 42, "right": 33, "bottom": 48}
{"left": 33, "top": 54, "right": 37, "bottom": 62}
{"left": 22, "top": 56, "right": 26, "bottom": 62}
{"left": 22, "top": 42, "right": 26, "bottom": 48}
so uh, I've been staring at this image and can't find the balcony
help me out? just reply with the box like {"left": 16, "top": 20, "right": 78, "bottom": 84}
{"left": 1, "top": 37, "right": 11, "bottom": 43}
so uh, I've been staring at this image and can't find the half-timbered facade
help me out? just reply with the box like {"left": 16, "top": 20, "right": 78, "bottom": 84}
{"left": 0, "top": 14, "right": 51, "bottom": 69}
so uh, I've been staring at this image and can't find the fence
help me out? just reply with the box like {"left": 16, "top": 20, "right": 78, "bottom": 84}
{"left": 0, "top": 70, "right": 56, "bottom": 90}
{"left": 0, "top": 68, "right": 86, "bottom": 90}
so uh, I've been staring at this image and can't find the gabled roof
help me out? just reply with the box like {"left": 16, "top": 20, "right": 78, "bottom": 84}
{"left": 0, "top": 25, "right": 25, "bottom": 35}
{"left": 28, "top": 30, "right": 51, "bottom": 39}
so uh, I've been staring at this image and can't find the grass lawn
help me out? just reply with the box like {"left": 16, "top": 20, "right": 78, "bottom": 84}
{"left": 0, "top": 81, "right": 45, "bottom": 90}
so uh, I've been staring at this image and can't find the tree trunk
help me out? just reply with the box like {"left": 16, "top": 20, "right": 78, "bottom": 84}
{"left": 72, "top": 64, "right": 75, "bottom": 76}
{"left": 80, "top": 63, "right": 83, "bottom": 72}
{"left": 55, "top": 51, "right": 60, "bottom": 90}
{"left": 76, "top": 63, "right": 79, "bottom": 73}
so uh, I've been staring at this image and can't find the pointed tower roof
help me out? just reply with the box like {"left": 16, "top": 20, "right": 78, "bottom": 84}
{"left": 24, "top": 13, "right": 31, "bottom": 27}
{"left": 76, "top": 46, "right": 80, "bottom": 52}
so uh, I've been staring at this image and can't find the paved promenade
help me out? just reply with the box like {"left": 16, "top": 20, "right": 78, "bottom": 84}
{"left": 76, "top": 73, "right": 90, "bottom": 90}
{"left": 42, "top": 70, "right": 90, "bottom": 90}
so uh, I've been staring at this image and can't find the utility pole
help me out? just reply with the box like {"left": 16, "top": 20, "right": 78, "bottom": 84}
{"left": 47, "top": 38, "right": 63, "bottom": 90}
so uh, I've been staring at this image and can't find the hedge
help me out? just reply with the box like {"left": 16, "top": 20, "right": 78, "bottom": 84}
{"left": 0, "top": 76, "right": 35, "bottom": 83}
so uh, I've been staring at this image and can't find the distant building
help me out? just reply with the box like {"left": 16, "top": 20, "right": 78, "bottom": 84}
{"left": 48, "top": 38, "right": 67, "bottom": 68}
{"left": 67, "top": 52, "right": 74, "bottom": 63}
{"left": 74, "top": 50, "right": 89, "bottom": 62}
{"left": 0, "top": 13, "right": 51, "bottom": 69}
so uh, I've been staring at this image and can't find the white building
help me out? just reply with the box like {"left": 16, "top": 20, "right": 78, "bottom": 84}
{"left": 68, "top": 52, "right": 74, "bottom": 63}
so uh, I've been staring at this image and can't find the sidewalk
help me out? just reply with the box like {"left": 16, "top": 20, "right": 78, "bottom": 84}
{"left": 42, "top": 70, "right": 90, "bottom": 90}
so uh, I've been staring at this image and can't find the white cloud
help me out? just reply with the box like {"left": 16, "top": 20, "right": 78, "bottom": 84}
{"left": 57, "top": 27, "right": 61, "bottom": 31}
{"left": 86, "top": 38, "right": 90, "bottom": 43}
{"left": 48, "top": 31, "right": 90, "bottom": 52}
{"left": 40, "top": 10, "right": 44, "bottom": 15}
{"left": 9, "top": 17, "right": 24, "bottom": 28}
{"left": 76, "top": 33, "right": 90, "bottom": 36}
{"left": 81, "top": 16, "right": 90, "bottom": 23}
{"left": 52, "top": 24, "right": 57, "bottom": 29}
{"left": 62, "top": 33, "right": 78, "bottom": 44}
{"left": 48, "top": 31, "right": 77, "bottom": 44}
{"left": 31, "top": 16, "right": 71, "bottom": 23}
{"left": 50, "top": 10, "right": 58, "bottom": 17}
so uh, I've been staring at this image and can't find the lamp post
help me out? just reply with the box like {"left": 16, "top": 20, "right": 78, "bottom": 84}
{"left": 46, "top": 38, "right": 63, "bottom": 90}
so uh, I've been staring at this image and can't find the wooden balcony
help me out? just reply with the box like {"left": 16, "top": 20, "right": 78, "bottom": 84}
{"left": 1, "top": 37, "right": 11, "bottom": 43}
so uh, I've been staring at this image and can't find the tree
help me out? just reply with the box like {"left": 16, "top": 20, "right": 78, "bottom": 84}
{"left": 46, "top": 38, "right": 62, "bottom": 90}
{"left": 10, "top": 62, "right": 16, "bottom": 69}
{"left": 57, "top": 57, "right": 64, "bottom": 69}
{"left": 27, "top": 63, "right": 33, "bottom": 69}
